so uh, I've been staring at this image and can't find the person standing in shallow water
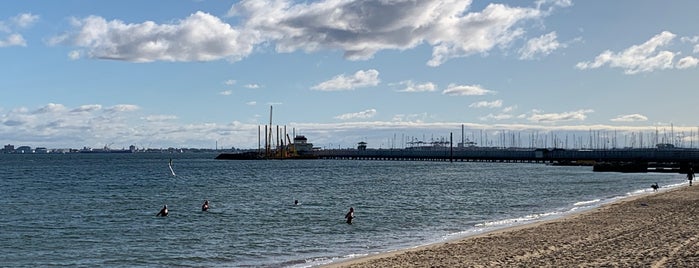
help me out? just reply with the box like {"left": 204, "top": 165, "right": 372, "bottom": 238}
{"left": 345, "top": 207, "right": 354, "bottom": 224}
{"left": 688, "top": 168, "right": 695, "bottom": 186}
{"left": 202, "top": 200, "right": 209, "bottom": 211}
{"left": 156, "top": 204, "right": 168, "bottom": 217}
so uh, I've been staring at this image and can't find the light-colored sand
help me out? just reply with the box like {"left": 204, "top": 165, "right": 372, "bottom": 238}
{"left": 325, "top": 185, "right": 699, "bottom": 267}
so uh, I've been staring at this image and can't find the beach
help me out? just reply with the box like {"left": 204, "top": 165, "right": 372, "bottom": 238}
{"left": 326, "top": 184, "right": 699, "bottom": 267}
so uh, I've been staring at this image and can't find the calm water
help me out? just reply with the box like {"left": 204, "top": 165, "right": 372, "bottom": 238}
{"left": 0, "top": 153, "right": 686, "bottom": 267}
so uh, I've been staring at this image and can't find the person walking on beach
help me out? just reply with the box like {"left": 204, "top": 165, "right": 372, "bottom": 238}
{"left": 688, "top": 168, "right": 695, "bottom": 186}
{"left": 156, "top": 204, "right": 168, "bottom": 217}
{"left": 202, "top": 200, "right": 209, "bottom": 211}
{"left": 345, "top": 207, "right": 354, "bottom": 224}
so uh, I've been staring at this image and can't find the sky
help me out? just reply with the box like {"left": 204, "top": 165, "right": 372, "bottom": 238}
{"left": 2, "top": 0, "right": 699, "bottom": 150}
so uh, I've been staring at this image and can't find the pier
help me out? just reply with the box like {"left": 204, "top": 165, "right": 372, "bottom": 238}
{"left": 310, "top": 147, "right": 699, "bottom": 173}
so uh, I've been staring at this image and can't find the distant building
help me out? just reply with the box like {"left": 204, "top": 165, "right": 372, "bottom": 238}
{"left": 3, "top": 144, "right": 14, "bottom": 153}
{"left": 293, "top": 136, "right": 313, "bottom": 152}
{"left": 15, "top": 146, "right": 32, "bottom": 153}
{"left": 35, "top": 147, "right": 48, "bottom": 154}
{"left": 357, "top": 142, "right": 367, "bottom": 150}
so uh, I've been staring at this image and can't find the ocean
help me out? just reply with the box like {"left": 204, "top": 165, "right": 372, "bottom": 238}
{"left": 0, "top": 153, "right": 686, "bottom": 267}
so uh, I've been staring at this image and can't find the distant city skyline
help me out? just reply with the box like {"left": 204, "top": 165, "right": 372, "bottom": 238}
{"left": 2, "top": 1, "right": 698, "bottom": 149}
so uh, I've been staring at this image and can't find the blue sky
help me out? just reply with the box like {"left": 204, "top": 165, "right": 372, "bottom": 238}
{"left": 2, "top": 0, "right": 699, "bottom": 150}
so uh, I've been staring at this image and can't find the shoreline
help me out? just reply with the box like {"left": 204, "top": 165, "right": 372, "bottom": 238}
{"left": 324, "top": 184, "right": 698, "bottom": 267}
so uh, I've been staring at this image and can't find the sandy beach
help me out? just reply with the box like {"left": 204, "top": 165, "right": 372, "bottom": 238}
{"left": 326, "top": 184, "right": 699, "bottom": 267}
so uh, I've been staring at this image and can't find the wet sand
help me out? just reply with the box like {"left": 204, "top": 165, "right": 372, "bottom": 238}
{"left": 325, "top": 184, "right": 699, "bottom": 267}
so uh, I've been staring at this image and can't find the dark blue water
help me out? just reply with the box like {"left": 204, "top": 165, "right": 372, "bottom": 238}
{"left": 0, "top": 153, "right": 685, "bottom": 267}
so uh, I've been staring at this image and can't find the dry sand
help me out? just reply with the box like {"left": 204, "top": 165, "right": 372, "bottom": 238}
{"left": 325, "top": 185, "right": 699, "bottom": 267}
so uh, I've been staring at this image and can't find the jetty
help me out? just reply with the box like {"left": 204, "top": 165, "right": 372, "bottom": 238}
{"left": 217, "top": 146, "right": 699, "bottom": 173}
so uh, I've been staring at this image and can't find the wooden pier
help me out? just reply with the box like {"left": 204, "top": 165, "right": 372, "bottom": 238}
{"left": 311, "top": 148, "right": 699, "bottom": 173}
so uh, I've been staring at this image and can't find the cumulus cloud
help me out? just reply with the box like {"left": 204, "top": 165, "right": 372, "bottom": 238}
{"left": 224, "top": 79, "right": 237, "bottom": 86}
{"left": 52, "top": 0, "right": 564, "bottom": 65}
{"left": 470, "top": 100, "right": 503, "bottom": 108}
{"left": 0, "top": 33, "right": 26, "bottom": 47}
{"left": 676, "top": 56, "right": 699, "bottom": 69}
{"left": 244, "top": 83, "right": 261, "bottom": 89}
{"left": 442, "top": 84, "right": 495, "bottom": 96}
{"left": 12, "top": 13, "right": 39, "bottom": 28}
{"left": 33, "top": 103, "right": 67, "bottom": 114}
{"left": 220, "top": 90, "right": 233, "bottom": 96}
{"left": 71, "top": 104, "right": 102, "bottom": 113}
{"left": 576, "top": 31, "right": 678, "bottom": 74}
{"left": 0, "top": 13, "right": 38, "bottom": 48}
{"left": 610, "top": 114, "right": 648, "bottom": 122}
{"left": 334, "top": 109, "right": 377, "bottom": 120}
{"left": 105, "top": 104, "right": 140, "bottom": 113}
{"left": 311, "top": 69, "right": 380, "bottom": 91}
{"left": 519, "top": 32, "right": 563, "bottom": 60}
{"left": 395, "top": 80, "right": 437, "bottom": 92}
{"left": 52, "top": 11, "right": 257, "bottom": 62}
{"left": 528, "top": 109, "right": 593, "bottom": 123}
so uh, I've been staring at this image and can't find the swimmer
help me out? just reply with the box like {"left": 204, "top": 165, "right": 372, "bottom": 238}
{"left": 294, "top": 199, "right": 299, "bottom": 206}
{"left": 156, "top": 204, "right": 168, "bottom": 217}
{"left": 345, "top": 207, "right": 354, "bottom": 224}
{"left": 202, "top": 200, "right": 209, "bottom": 211}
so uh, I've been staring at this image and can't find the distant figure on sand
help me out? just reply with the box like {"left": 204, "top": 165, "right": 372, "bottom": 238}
{"left": 156, "top": 204, "right": 168, "bottom": 217}
{"left": 345, "top": 207, "right": 354, "bottom": 224}
{"left": 202, "top": 200, "right": 209, "bottom": 211}
{"left": 688, "top": 168, "right": 695, "bottom": 186}
{"left": 651, "top": 183, "right": 659, "bottom": 192}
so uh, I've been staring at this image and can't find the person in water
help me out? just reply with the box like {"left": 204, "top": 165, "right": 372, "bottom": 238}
{"left": 202, "top": 200, "right": 209, "bottom": 211}
{"left": 345, "top": 207, "right": 354, "bottom": 224}
{"left": 156, "top": 204, "right": 168, "bottom": 217}
{"left": 294, "top": 200, "right": 299, "bottom": 206}
{"left": 688, "top": 168, "right": 695, "bottom": 186}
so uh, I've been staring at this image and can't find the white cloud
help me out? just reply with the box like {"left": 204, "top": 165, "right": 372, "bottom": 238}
{"left": 0, "top": 13, "right": 38, "bottom": 48}
{"left": 334, "top": 109, "right": 377, "bottom": 120}
{"left": 71, "top": 104, "right": 102, "bottom": 113}
{"left": 68, "top": 50, "right": 81, "bottom": 60}
{"left": 220, "top": 90, "right": 233, "bottom": 96}
{"left": 528, "top": 109, "right": 593, "bottom": 123}
{"left": 105, "top": 104, "right": 140, "bottom": 113}
{"left": 395, "top": 80, "right": 437, "bottom": 92}
{"left": 142, "top": 115, "right": 178, "bottom": 122}
{"left": 576, "top": 31, "right": 677, "bottom": 74}
{"left": 470, "top": 100, "right": 503, "bottom": 108}
{"left": 33, "top": 103, "right": 67, "bottom": 114}
{"left": 54, "top": 11, "right": 257, "bottom": 62}
{"left": 502, "top": 106, "right": 517, "bottom": 113}
{"left": 244, "top": 83, "right": 261, "bottom": 89}
{"left": 12, "top": 13, "right": 39, "bottom": 28}
{"left": 246, "top": 101, "right": 257, "bottom": 105}
{"left": 480, "top": 113, "right": 513, "bottom": 121}
{"left": 519, "top": 32, "right": 562, "bottom": 60}
{"left": 51, "top": 1, "right": 565, "bottom": 65}
{"left": 676, "top": 56, "right": 699, "bottom": 69}
{"left": 0, "top": 33, "right": 26, "bottom": 47}
{"left": 224, "top": 79, "right": 237, "bottom": 86}
{"left": 610, "top": 114, "right": 648, "bottom": 122}
{"left": 311, "top": 69, "right": 380, "bottom": 91}
{"left": 443, "top": 84, "right": 495, "bottom": 96}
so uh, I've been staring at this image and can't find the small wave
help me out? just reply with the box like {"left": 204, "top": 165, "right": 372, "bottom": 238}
{"left": 474, "top": 211, "right": 561, "bottom": 227}
{"left": 573, "top": 199, "right": 601, "bottom": 206}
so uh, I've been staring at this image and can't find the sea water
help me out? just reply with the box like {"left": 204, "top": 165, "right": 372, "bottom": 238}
{"left": 0, "top": 153, "right": 686, "bottom": 267}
